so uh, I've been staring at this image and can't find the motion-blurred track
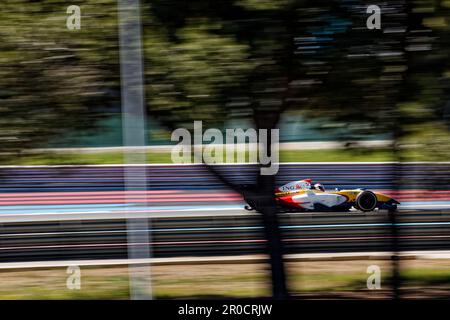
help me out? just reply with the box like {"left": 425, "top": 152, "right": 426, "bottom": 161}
{"left": 0, "top": 163, "right": 448, "bottom": 263}
{"left": 0, "top": 162, "right": 448, "bottom": 192}
{"left": 1, "top": 210, "right": 450, "bottom": 263}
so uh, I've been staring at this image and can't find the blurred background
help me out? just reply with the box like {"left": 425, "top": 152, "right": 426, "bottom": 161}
{"left": 0, "top": 0, "right": 449, "bottom": 299}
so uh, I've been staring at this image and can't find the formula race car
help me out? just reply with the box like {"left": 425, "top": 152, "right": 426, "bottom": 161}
{"left": 244, "top": 179, "right": 400, "bottom": 213}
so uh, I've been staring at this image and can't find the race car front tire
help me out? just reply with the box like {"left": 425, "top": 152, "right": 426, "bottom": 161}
{"left": 355, "top": 191, "right": 378, "bottom": 212}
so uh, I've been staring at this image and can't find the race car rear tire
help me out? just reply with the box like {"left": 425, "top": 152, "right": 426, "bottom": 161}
{"left": 355, "top": 191, "right": 378, "bottom": 212}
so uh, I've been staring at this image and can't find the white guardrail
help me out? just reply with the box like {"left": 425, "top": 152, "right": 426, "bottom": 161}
{"left": 1, "top": 251, "right": 450, "bottom": 269}
{"left": 26, "top": 140, "right": 392, "bottom": 154}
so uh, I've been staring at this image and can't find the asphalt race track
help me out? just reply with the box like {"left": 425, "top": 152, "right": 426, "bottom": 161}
{"left": 2, "top": 210, "right": 450, "bottom": 262}
{"left": 0, "top": 162, "right": 448, "bottom": 192}
{"left": 0, "top": 163, "right": 449, "bottom": 263}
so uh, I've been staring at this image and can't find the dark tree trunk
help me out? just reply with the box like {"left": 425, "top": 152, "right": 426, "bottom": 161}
{"left": 388, "top": 159, "right": 401, "bottom": 299}
{"left": 257, "top": 174, "right": 289, "bottom": 299}
{"left": 255, "top": 112, "right": 289, "bottom": 299}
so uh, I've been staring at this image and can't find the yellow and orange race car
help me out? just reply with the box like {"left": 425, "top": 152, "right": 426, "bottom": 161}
{"left": 245, "top": 179, "right": 400, "bottom": 213}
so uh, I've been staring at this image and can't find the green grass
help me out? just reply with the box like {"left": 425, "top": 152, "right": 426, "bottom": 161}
{"left": 401, "top": 268, "right": 450, "bottom": 285}
{"left": 0, "top": 265, "right": 270, "bottom": 300}
{"left": 2, "top": 262, "right": 450, "bottom": 299}
{"left": 280, "top": 148, "right": 394, "bottom": 162}
{"left": 10, "top": 148, "right": 397, "bottom": 165}
{"left": 0, "top": 268, "right": 131, "bottom": 300}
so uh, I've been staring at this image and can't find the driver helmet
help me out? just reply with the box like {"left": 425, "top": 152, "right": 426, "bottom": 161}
{"left": 314, "top": 183, "right": 325, "bottom": 192}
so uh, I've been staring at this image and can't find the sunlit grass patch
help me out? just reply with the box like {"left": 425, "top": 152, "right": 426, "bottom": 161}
{"left": 10, "top": 148, "right": 397, "bottom": 165}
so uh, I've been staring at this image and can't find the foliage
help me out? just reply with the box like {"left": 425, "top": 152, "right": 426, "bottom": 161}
{"left": 0, "top": 0, "right": 448, "bottom": 157}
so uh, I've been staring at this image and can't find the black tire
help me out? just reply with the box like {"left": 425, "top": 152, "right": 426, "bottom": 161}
{"left": 355, "top": 191, "right": 378, "bottom": 212}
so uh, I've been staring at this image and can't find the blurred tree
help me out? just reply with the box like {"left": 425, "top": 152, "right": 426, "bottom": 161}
{"left": 142, "top": 0, "right": 450, "bottom": 151}
{"left": 1, "top": 1, "right": 448, "bottom": 160}
{"left": 1, "top": 0, "right": 447, "bottom": 159}
{"left": 139, "top": 0, "right": 450, "bottom": 298}
{"left": 1, "top": 0, "right": 449, "bottom": 298}
{"left": 0, "top": 0, "right": 120, "bottom": 155}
